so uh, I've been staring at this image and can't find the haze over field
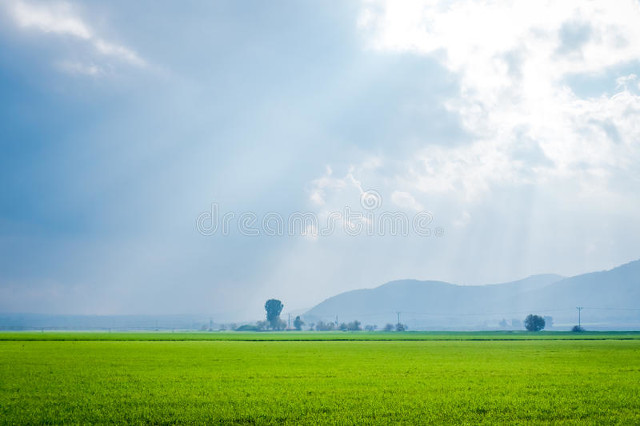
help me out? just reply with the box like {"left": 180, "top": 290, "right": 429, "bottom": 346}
{"left": 1, "top": 1, "right": 640, "bottom": 320}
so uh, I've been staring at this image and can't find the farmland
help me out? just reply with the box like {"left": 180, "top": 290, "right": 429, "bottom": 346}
{"left": 1, "top": 332, "right": 640, "bottom": 424}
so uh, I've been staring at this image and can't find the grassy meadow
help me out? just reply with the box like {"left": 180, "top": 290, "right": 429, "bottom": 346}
{"left": 1, "top": 332, "right": 639, "bottom": 424}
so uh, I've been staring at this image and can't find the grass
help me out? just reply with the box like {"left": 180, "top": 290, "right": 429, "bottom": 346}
{"left": 1, "top": 330, "right": 640, "bottom": 341}
{"left": 1, "top": 333, "right": 639, "bottom": 424}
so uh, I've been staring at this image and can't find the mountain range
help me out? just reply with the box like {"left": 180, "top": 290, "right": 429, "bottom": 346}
{"left": 304, "top": 260, "right": 640, "bottom": 330}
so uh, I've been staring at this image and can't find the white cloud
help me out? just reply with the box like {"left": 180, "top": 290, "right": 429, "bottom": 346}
{"left": 5, "top": 0, "right": 145, "bottom": 73}
{"left": 308, "top": 160, "right": 382, "bottom": 209}
{"left": 353, "top": 0, "right": 640, "bottom": 201}
{"left": 55, "top": 60, "right": 103, "bottom": 76}
{"left": 94, "top": 38, "right": 145, "bottom": 67}
{"left": 11, "top": 0, "right": 91, "bottom": 39}
{"left": 391, "top": 191, "right": 423, "bottom": 211}
{"left": 616, "top": 74, "right": 638, "bottom": 91}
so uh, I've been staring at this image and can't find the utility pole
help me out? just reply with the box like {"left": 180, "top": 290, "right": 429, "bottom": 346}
{"left": 288, "top": 314, "right": 291, "bottom": 329}
{"left": 577, "top": 307, "right": 583, "bottom": 328}
{"left": 396, "top": 311, "right": 401, "bottom": 325}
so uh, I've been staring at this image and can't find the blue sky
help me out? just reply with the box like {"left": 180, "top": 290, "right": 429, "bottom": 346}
{"left": 1, "top": 0, "right": 639, "bottom": 320}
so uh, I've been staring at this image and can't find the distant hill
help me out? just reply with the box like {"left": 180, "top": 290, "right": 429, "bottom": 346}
{"left": 304, "top": 260, "right": 640, "bottom": 330}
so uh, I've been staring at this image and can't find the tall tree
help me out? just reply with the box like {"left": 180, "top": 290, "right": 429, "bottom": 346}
{"left": 524, "top": 314, "right": 546, "bottom": 332}
{"left": 265, "top": 299, "right": 284, "bottom": 330}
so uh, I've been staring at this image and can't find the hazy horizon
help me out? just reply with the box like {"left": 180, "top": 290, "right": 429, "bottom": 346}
{"left": 2, "top": 256, "right": 637, "bottom": 324}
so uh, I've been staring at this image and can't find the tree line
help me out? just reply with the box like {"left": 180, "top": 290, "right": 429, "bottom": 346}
{"left": 230, "top": 300, "right": 580, "bottom": 333}
{"left": 236, "top": 299, "right": 409, "bottom": 332}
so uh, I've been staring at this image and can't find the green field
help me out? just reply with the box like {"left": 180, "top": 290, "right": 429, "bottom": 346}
{"left": 1, "top": 332, "right": 640, "bottom": 424}
{"left": 2, "top": 330, "right": 640, "bottom": 341}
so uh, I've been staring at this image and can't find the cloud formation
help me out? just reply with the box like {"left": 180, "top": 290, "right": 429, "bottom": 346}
{"left": 347, "top": 0, "right": 640, "bottom": 202}
{"left": 4, "top": 0, "right": 145, "bottom": 74}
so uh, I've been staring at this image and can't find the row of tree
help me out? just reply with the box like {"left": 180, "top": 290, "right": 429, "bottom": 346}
{"left": 262, "top": 301, "right": 571, "bottom": 333}
{"left": 201, "top": 307, "right": 584, "bottom": 332}
{"left": 263, "top": 299, "right": 410, "bottom": 331}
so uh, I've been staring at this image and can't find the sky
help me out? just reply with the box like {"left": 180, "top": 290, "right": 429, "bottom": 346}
{"left": 1, "top": 0, "right": 639, "bottom": 320}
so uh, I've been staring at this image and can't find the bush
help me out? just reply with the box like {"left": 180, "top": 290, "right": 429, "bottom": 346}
{"left": 571, "top": 325, "right": 585, "bottom": 332}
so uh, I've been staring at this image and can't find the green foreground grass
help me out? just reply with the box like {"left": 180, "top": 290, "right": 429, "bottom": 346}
{"left": 1, "top": 334, "right": 639, "bottom": 424}
{"left": 2, "top": 330, "right": 640, "bottom": 341}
